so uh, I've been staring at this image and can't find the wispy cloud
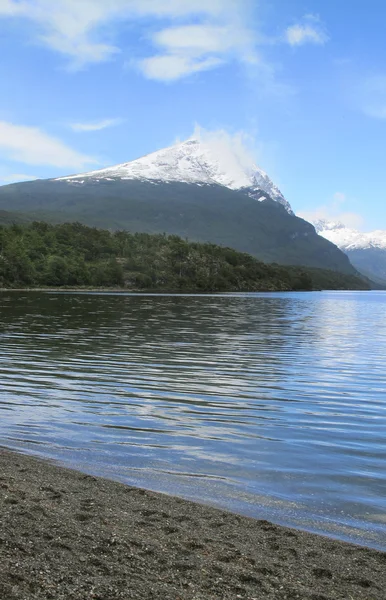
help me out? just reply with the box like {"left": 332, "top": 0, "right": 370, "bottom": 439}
{"left": 285, "top": 15, "right": 328, "bottom": 47}
{"left": 138, "top": 54, "right": 223, "bottom": 82}
{"left": 299, "top": 192, "right": 364, "bottom": 230}
{"left": 70, "top": 118, "right": 123, "bottom": 132}
{"left": 0, "top": 121, "right": 97, "bottom": 169}
{"left": 193, "top": 125, "right": 257, "bottom": 183}
{"left": 0, "top": 0, "right": 262, "bottom": 81}
{"left": 0, "top": 0, "right": 121, "bottom": 68}
{"left": 0, "top": 173, "right": 39, "bottom": 185}
{"left": 0, "top": 1, "right": 328, "bottom": 85}
{"left": 180, "top": 124, "right": 278, "bottom": 187}
{"left": 0, "top": 0, "right": 243, "bottom": 70}
{"left": 138, "top": 18, "right": 256, "bottom": 82}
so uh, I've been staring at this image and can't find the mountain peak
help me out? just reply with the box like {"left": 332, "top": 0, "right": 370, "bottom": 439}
{"left": 313, "top": 219, "right": 386, "bottom": 250}
{"left": 313, "top": 219, "right": 347, "bottom": 233}
{"left": 56, "top": 138, "right": 293, "bottom": 214}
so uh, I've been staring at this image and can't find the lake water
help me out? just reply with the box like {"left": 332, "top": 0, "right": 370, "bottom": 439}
{"left": 0, "top": 291, "right": 385, "bottom": 550}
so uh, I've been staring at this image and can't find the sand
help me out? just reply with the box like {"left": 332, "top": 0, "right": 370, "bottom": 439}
{"left": 0, "top": 449, "right": 385, "bottom": 600}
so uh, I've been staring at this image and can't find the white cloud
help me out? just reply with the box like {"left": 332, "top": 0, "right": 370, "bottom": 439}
{"left": 0, "top": 0, "right": 124, "bottom": 68}
{"left": 194, "top": 125, "right": 257, "bottom": 173}
{"left": 0, "top": 1, "right": 327, "bottom": 85}
{"left": 0, "top": 0, "right": 244, "bottom": 70}
{"left": 0, "top": 173, "right": 39, "bottom": 184}
{"left": 139, "top": 21, "right": 256, "bottom": 81}
{"left": 125, "top": 0, "right": 226, "bottom": 18}
{"left": 299, "top": 192, "right": 365, "bottom": 230}
{"left": 182, "top": 124, "right": 277, "bottom": 187}
{"left": 0, "top": 121, "right": 97, "bottom": 169}
{"left": 153, "top": 25, "right": 239, "bottom": 55}
{"left": 138, "top": 55, "right": 223, "bottom": 82}
{"left": 285, "top": 16, "right": 328, "bottom": 47}
{"left": 70, "top": 118, "right": 123, "bottom": 132}
{"left": 0, "top": 0, "right": 24, "bottom": 16}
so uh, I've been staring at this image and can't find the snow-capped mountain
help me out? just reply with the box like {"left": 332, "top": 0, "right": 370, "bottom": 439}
{"left": 313, "top": 219, "right": 386, "bottom": 284}
{"left": 57, "top": 138, "right": 293, "bottom": 214}
{"left": 313, "top": 219, "right": 386, "bottom": 250}
{"left": 0, "top": 140, "right": 359, "bottom": 275}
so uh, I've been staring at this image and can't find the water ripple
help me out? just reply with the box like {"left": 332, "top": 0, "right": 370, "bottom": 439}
{"left": 0, "top": 291, "right": 385, "bottom": 550}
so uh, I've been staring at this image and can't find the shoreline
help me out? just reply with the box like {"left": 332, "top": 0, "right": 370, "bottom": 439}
{"left": 1, "top": 449, "right": 385, "bottom": 599}
{"left": 0, "top": 287, "right": 350, "bottom": 294}
{"left": 0, "top": 287, "right": 313, "bottom": 294}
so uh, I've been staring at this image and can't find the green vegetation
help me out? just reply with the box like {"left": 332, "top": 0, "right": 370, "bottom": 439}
{"left": 0, "top": 210, "right": 30, "bottom": 226}
{"left": 0, "top": 222, "right": 369, "bottom": 292}
{"left": 0, "top": 179, "right": 357, "bottom": 274}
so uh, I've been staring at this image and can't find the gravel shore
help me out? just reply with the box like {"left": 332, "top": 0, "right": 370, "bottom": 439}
{"left": 0, "top": 449, "right": 385, "bottom": 600}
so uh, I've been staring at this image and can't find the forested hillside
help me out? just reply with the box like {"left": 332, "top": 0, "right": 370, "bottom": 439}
{"left": 0, "top": 210, "right": 29, "bottom": 226}
{"left": 0, "top": 179, "right": 358, "bottom": 274}
{"left": 0, "top": 222, "right": 369, "bottom": 292}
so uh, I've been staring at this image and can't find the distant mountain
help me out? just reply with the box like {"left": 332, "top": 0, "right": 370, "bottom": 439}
{"left": 313, "top": 219, "right": 386, "bottom": 284}
{"left": 0, "top": 139, "right": 358, "bottom": 275}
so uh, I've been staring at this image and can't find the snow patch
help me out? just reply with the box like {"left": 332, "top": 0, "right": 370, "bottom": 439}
{"left": 313, "top": 219, "right": 386, "bottom": 251}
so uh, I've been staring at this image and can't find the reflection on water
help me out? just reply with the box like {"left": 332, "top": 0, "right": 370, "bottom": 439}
{"left": 0, "top": 291, "right": 385, "bottom": 550}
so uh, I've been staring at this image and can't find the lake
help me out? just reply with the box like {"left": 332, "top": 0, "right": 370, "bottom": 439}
{"left": 0, "top": 291, "right": 385, "bottom": 550}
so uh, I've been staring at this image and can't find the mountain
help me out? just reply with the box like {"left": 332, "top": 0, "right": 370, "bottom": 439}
{"left": 0, "top": 210, "right": 30, "bottom": 226}
{"left": 57, "top": 138, "right": 293, "bottom": 214}
{"left": 314, "top": 219, "right": 386, "bottom": 284}
{"left": 313, "top": 219, "right": 386, "bottom": 251}
{"left": 0, "top": 139, "right": 357, "bottom": 274}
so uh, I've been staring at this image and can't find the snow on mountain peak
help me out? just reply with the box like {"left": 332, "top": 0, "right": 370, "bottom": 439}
{"left": 313, "top": 219, "right": 346, "bottom": 232}
{"left": 56, "top": 138, "right": 293, "bottom": 213}
{"left": 313, "top": 219, "right": 386, "bottom": 250}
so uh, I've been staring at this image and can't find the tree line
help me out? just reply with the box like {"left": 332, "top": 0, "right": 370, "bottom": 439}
{"left": 0, "top": 222, "right": 367, "bottom": 292}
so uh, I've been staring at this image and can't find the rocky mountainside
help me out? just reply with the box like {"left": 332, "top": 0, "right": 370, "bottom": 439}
{"left": 314, "top": 219, "right": 386, "bottom": 284}
{"left": 0, "top": 139, "right": 358, "bottom": 275}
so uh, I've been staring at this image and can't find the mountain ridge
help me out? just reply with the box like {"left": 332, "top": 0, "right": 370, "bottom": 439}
{"left": 313, "top": 219, "right": 386, "bottom": 284}
{"left": 0, "top": 140, "right": 359, "bottom": 276}
{"left": 313, "top": 219, "right": 386, "bottom": 250}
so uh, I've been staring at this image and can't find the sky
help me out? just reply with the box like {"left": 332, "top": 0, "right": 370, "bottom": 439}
{"left": 0, "top": 0, "right": 385, "bottom": 231}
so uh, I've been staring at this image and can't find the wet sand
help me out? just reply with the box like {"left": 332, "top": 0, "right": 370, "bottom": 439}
{"left": 0, "top": 449, "right": 385, "bottom": 600}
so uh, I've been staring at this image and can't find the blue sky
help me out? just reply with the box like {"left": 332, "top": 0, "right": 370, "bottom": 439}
{"left": 0, "top": 0, "right": 385, "bottom": 231}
